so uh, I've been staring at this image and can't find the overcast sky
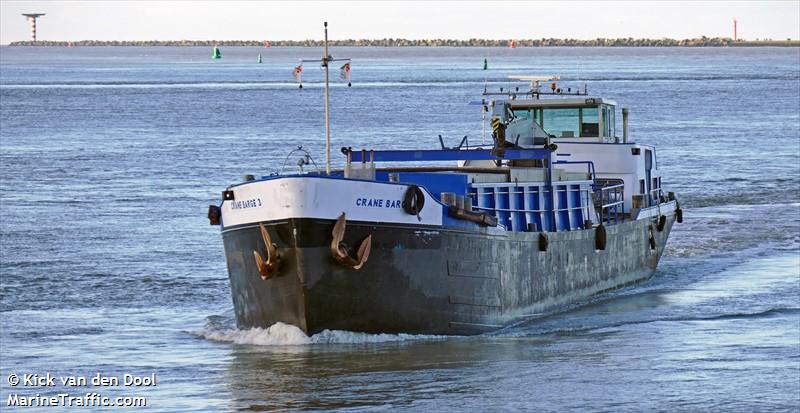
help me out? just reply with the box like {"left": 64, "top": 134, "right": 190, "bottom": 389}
{"left": 1, "top": 1, "right": 799, "bottom": 44}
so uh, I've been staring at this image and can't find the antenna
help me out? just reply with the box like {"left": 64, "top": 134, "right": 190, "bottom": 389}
{"left": 507, "top": 75, "right": 560, "bottom": 94}
{"left": 297, "top": 22, "right": 351, "bottom": 175}
{"left": 482, "top": 75, "right": 585, "bottom": 99}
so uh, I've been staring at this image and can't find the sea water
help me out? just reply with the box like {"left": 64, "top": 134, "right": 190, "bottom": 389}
{"left": 1, "top": 46, "right": 798, "bottom": 411}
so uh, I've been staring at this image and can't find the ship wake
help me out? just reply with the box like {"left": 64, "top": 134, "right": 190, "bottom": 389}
{"left": 193, "top": 321, "right": 448, "bottom": 346}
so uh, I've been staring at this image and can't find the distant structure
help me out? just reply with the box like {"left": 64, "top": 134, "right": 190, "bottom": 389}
{"left": 733, "top": 18, "right": 738, "bottom": 41}
{"left": 22, "top": 13, "right": 45, "bottom": 42}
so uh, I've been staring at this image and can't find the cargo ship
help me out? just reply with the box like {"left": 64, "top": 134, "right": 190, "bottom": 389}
{"left": 207, "top": 25, "right": 681, "bottom": 335}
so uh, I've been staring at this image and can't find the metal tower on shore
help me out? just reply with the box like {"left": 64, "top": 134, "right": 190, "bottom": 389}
{"left": 22, "top": 13, "right": 45, "bottom": 42}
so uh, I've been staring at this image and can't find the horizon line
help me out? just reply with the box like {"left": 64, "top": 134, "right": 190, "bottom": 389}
{"left": 6, "top": 37, "right": 800, "bottom": 47}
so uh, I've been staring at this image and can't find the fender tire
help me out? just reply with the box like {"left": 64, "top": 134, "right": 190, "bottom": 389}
{"left": 538, "top": 233, "right": 548, "bottom": 252}
{"left": 208, "top": 205, "right": 221, "bottom": 225}
{"left": 648, "top": 225, "right": 656, "bottom": 250}
{"left": 595, "top": 224, "right": 607, "bottom": 250}
{"left": 403, "top": 185, "right": 425, "bottom": 215}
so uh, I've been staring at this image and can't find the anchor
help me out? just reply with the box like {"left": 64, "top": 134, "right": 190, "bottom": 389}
{"left": 253, "top": 223, "right": 281, "bottom": 280}
{"left": 331, "top": 213, "right": 372, "bottom": 270}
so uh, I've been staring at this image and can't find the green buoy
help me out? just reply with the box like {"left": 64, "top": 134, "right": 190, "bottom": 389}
{"left": 483, "top": 58, "right": 488, "bottom": 70}
{"left": 212, "top": 46, "right": 221, "bottom": 60}
{"left": 258, "top": 54, "right": 262, "bottom": 64}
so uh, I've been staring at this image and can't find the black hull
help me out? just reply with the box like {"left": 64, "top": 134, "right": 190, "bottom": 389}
{"left": 222, "top": 216, "right": 674, "bottom": 335}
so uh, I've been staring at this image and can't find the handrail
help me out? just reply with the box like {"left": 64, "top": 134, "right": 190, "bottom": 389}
{"left": 344, "top": 147, "right": 553, "bottom": 163}
{"left": 472, "top": 205, "right": 587, "bottom": 214}
{"left": 598, "top": 183, "right": 625, "bottom": 224}
{"left": 648, "top": 187, "right": 663, "bottom": 199}
{"left": 649, "top": 186, "right": 664, "bottom": 218}
{"left": 553, "top": 160, "right": 597, "bottom": 186}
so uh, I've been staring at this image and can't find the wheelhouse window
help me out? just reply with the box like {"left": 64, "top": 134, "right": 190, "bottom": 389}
{"left": 601, "top": 104, "right": 616, "bottom": 138}
{"left": 513, "top": 106, "right": 602, "bottom": 138}
{"left": 579, "top": 107, "right": 598, "bottom": 137}
{"left": 510, "top": 104, "right": 616, "bottom": 138}
{"left": 543, "top": 108, "right": 580, "bottom": 138}
{"left": 512, "top": 108, "right": 534, "bottom": 120}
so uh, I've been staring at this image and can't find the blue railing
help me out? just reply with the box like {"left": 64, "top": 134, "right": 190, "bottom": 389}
{"left": 344, "top": 147, "right": 552, "bottom": 163}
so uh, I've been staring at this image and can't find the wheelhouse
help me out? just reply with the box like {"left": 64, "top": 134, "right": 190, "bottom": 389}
{"left": 508, "top": 98, "right": 617, "bottom": 141}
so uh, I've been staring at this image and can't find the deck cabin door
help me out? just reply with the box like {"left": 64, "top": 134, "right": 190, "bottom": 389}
{"left": 644, "top": 149, "right": 653, "bottom": 206}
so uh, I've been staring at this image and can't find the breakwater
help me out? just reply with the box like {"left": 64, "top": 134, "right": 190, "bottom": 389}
{"left": 8, "top": 37, "right": 799, "bottom": 47}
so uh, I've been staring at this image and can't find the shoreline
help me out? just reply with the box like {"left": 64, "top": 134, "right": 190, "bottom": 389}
{"left": 7, "top": 38, "right": 800, "bottom": 47}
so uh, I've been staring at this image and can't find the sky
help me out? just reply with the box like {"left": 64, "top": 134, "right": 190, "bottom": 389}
{"left": 1, "top": 1, "right": 799, "bottom": 44}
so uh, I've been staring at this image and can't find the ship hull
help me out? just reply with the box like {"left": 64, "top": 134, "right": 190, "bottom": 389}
{"left": 222, "top": 214, "right": 675, "bottom": 335}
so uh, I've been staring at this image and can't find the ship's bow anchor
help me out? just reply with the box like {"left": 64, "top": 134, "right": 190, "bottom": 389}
{"left": 253, "top": 223, "right": 281, "bottom": 280}
{"left": 331, "top": 213, "right": 372, "bottom": 270}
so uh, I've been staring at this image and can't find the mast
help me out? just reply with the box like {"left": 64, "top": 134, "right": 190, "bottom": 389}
{"left": 297, "top": 22, "right": 349, "bottom": 175}
{"left": 323, "top": 22, "right": 332, "bottom": 175}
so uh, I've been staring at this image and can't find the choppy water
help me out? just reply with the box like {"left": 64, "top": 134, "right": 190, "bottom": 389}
{"left": 1, "top": 46, "right": 799, "bottom": 412}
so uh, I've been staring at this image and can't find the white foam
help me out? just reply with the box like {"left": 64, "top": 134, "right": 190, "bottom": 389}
{"left": 194, "top": 321, "right": 447, "bottom": 346}
{"left": 310, "top": 329, "right": 444, "bottom": 344}
{"left": 196, "top": 322, "right": 312, "bottom": 345}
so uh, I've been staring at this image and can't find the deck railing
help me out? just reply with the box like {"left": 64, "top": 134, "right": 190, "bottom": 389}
{"left": 598, "top": 183, "right": 625, "bottom": 224}
{"left": 649, "top": 187, "right": 664, "bottom": 204}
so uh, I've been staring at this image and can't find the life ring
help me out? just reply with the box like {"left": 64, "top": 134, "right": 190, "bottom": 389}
{"left": 538, "top": 233, "right": 548, "bottom": 252}
{"left": 595, "top": 224, "right": 606, "bottom": 250}
{"left": 657, "top": 215, "right": 667, "bottom": 232}
{"left": 403, "top": 185, "right": 425, "bottom": 215}
{"left": 676, "top": 208, "right": 683, "bottom": 223}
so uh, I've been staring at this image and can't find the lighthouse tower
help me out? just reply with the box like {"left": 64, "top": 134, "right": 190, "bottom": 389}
{"left": 22, "top": 13, "right": 45, "bottom": 42}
